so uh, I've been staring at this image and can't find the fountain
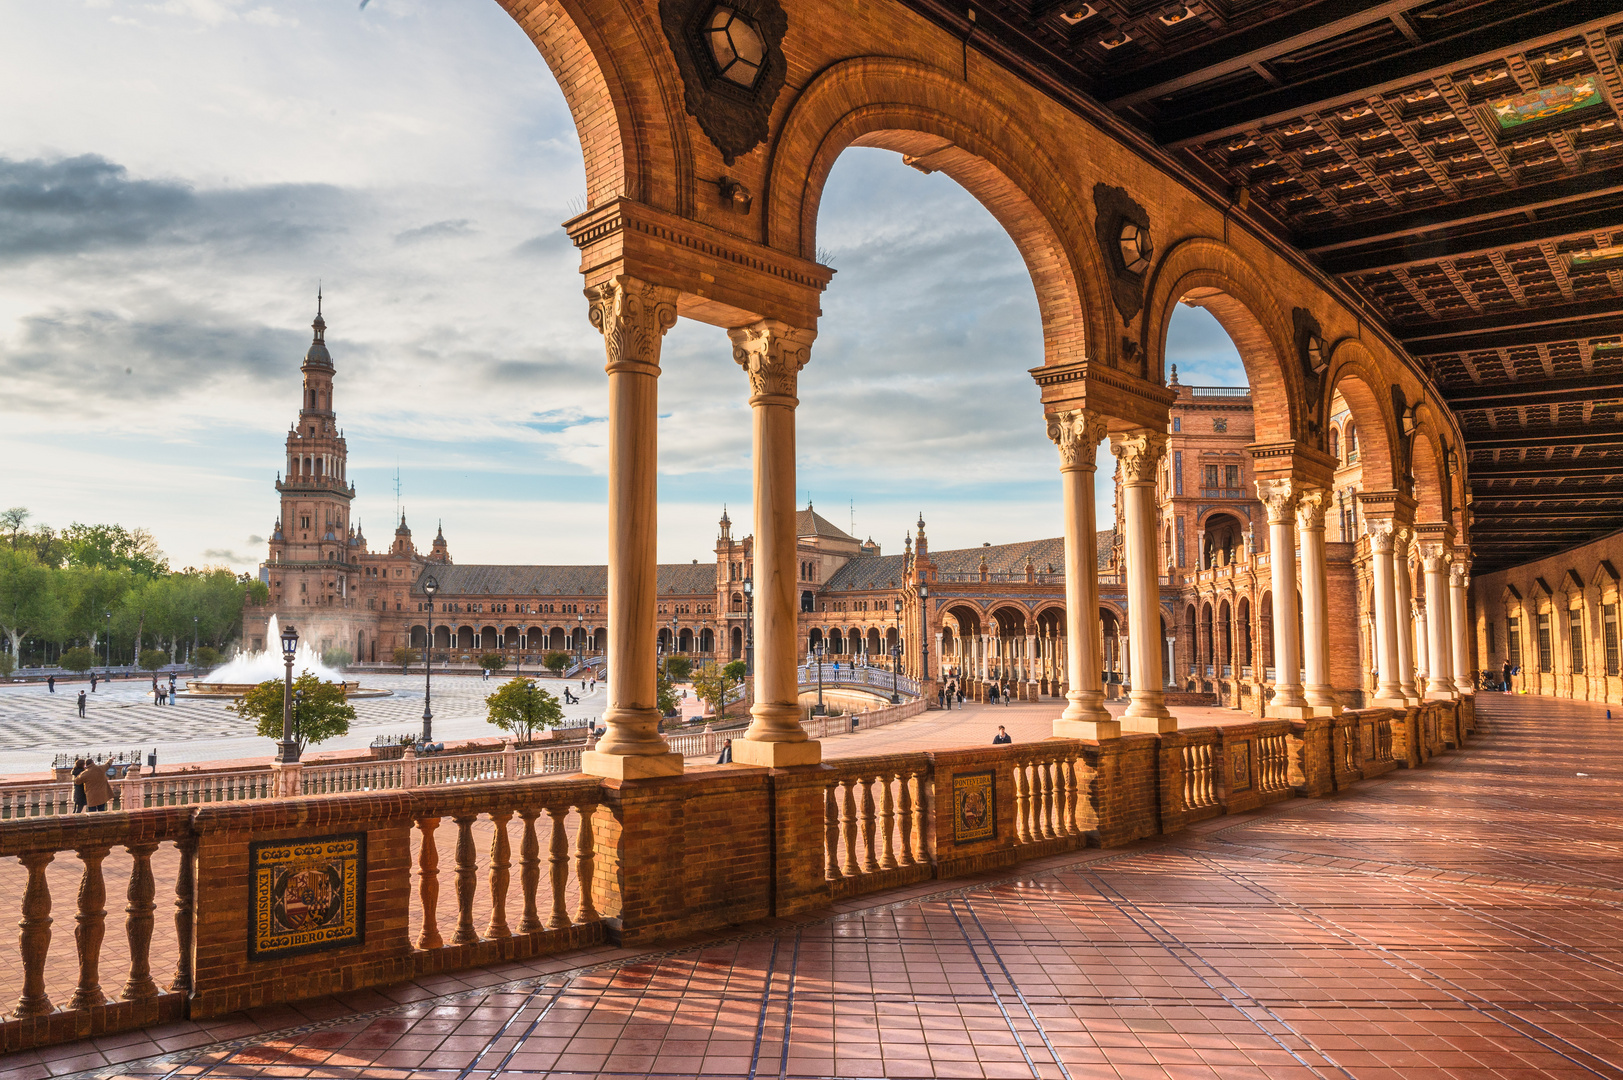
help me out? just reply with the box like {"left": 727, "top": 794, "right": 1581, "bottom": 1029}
{"left": 184, "top": 614, "right": 392, "bottom": 699}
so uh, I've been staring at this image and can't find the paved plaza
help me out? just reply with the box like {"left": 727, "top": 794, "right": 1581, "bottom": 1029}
{"left": 0, "top": 674, "right": 610, "bottom": 776}
{"left": 7, "top": 693, "right": 1621, "bottom": 1080}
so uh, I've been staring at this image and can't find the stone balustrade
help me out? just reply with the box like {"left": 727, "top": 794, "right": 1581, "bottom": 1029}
{"left": 0, "top": 700, "right": 1471, "bottom": 1055}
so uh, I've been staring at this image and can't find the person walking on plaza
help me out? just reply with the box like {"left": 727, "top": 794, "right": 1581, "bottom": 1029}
{"left": 72, "top": 760, "right": 88, "bottom": 813}
{"left": 482, "top": 668, "right": 489, "bottom": 682}
{"left": 80, "top": 759, "right": 112, "bottom": 812}
{"left": 77, "top": 690, "right": 87, "bottom": 718}
{"left": 167, "top": 684, "right": 177, "bottom": 705}
{"left": 1502, "top": 659, "right": 1513, "bottom": 693}
{"left": 992, "top": 725, "right": 1012, "bottom": 745}
{"left": 48, "top": 675, "right": 55, "bottom": 693}
{"left": 90, "top": 671, "right": 97, "bottom": 692}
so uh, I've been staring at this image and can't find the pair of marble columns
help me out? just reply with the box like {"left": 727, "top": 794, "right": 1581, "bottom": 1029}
{"left": 1367, "top": 522, "right": 1472, "bottom": 708}
{"left": 580, "top": 276, "right": 817, "bottom": 779}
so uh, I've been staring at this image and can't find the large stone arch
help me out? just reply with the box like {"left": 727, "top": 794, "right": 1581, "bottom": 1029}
{"left": 1141, "top": 237, "right": 1303, "bottom": 445}
{"left": 497, "top": 0, "right": 689, "bottom": 214}
{"left": 1409, "top": 417, "right": 1452, "bottom": 525}
{"left": 764, "top": 56, "right": 1108, "bottom": 367}
{"left": 1323, "top": 339, "right": 1400, "bottom": 492}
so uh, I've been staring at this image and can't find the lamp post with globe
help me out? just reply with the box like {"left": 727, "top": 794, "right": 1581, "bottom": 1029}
{"left": 277, "top": 623, "right": 300, "bottom": 764}
{"left": 890, "top": 598, "right": 903, "bottom": 704}
{"left": 421, "top": 574, "right": 439, "bottom": 745}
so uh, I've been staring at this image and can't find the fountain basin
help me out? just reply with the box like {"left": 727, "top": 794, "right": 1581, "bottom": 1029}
{"left": 183, "top": 680, "right": 394, "bottom": 700}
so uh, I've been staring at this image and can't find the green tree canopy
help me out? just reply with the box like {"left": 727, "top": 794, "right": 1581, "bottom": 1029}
{"left": 478, "top": 651, "right": 507, "bottom": 671}
{"left": 62, "top": 523, "right": 168, "bottom": 577}
{"left": 691, "top": 661, "right": 748, "bottom": 721}
{"left": 194, "top": 645, "right": 221, "bottom": 669}
{"left": 665, "top": 655, "right": 693, "bottom": 681}
{"left": 393, "top": 646, "right": 418, "bottom": 671}
{"left": 485, "top": 678, "right": 563, "bottom": 743}
{"left": 138, "top": 649, "right": 168, "bottom": 671}
{"left": 233, "top": 672, "right": 356, "bottom": 753}
{"left": 60, "top": 646, "right": 97, "bottom": 672}
{"left": 657, "top": 670, "right": 680, "bottom": 719}
{"left": 542, "top": 650, "right": 571, "bottom": 676}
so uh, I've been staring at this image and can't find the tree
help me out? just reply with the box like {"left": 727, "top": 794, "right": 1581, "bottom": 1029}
{"left": 0, "top": 548, "right": 61, "bottom": 666}
{"left": 692, "top": 660, "right": 748, "bottom": 721}
{"left": 393, "top": 646, "right": 418, "bottom": 672}
{"left": 2, "top": 508, "right": 29, "bottom": 548}
{"left": 139, "top": 649, "right": 168, "bottom": 671}
{"left": 543, "top": 650, "right": 571, "bottom": 677}
{"left": 60, "top": 646, "right": 96, "bottom": 672}
{"left": 0, "top": 652, "right": 12, "bottom": 677}
{"left": 62, "top": 523, "right": 168, "bottom": 577}
{"left": 665, "top": 655, "right": 693, "bottom": 682}
{"left": 478, "top": 651, "right": 507, "bottom": 671}
{"left": 485, "top": 678, "right": 563, "bottom": 743}
{"left": 194, "top": 646, "right": 221, "bottom": 669}
{"left": 233, "top": 672, "right": 355, "bottom": 754}
{"left": 322, "top": 648, "right": 353, "bottom": 669}
{"left": 657, "top": 670, "right": 680, "bottom": 718}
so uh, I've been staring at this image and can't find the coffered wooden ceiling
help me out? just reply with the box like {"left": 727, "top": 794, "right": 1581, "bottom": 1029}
{"left": 896, "top": 0, "right": 1623, "bottom": 572}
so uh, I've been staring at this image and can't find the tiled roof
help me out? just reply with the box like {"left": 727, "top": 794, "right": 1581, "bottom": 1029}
{"left": 1097, "top": 528, "right": 1116, "bottom": 570}
{"left": 823, "top": 554, "right": 908, "bottom": 591}
{"left": 796, "top": 507, "right": 853, "bottom": 540}
{"left": 931, "top": 538, "right": 1068, "bottom": 576}
{"left": 415, "top": 563, "right": 714, "bottom": 597}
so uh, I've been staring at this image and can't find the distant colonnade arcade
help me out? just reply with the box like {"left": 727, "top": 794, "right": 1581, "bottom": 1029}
{"left": 497, "top": 0, "right": 1474, "bottom": 777}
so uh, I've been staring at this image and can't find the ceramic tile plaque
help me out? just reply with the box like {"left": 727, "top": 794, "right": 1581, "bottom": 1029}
{"left": 248, "top": 832, "right": 366, "bottom": 960}
{"left": 952, "top": 770, "right": 996, "bottom": 843}
{"left": 1229, "top": 741, "right": 1252, "bottom": 792}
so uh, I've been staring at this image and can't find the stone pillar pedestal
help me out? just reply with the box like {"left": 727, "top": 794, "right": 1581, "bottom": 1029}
{"left": 271, "top": 761, "right": 302, "bottom": 798}
{"left": 1394, "top": 529, "right": 1421, "bottom": 705}
{"left": 1048, "top": 410, "right": 1116, "bottom": 740}
{"left": 581, "top": 276, "right": 683, "bottom": 781}
{"left": 730, "top": 321, "right": 820, "bottom": 769}
{"left": 1366, "top": 518, "right": 1408, "bottom": 710}
{"left": 1258, "top": 479, "right": 1311, "bottom": 719}
{"left": 1113, "top": 429, "right": 1173, "bottom": 732}
{"left": 1296, "top": 488, "right": 1341, "bottom": 716}
{"left": 1450, "top": 561, "right": 1474, "bottom": 696}
{"left": 1420, "top": 540, "right": 1456, "bottom": 701}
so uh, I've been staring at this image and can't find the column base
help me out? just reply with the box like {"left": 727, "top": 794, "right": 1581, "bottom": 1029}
{"left": 729, "top": 739, "right": 821, "bottom": 767}
{"left": 271, "top": 761, "right": 302, "bottom": 798}
{"left": 580, "top": 750, "right": 683, "bottom": 780}
{"left": 1425, "top": 689, "right": 1457, "bottom": 702}
{"left": 1053, "top": 718, "right": 1121, "bottom": 741}
{"left": 1267, "top": 704, "right": 1316, "bottom": 720}
{"left": 1371, "top": 694, "right": 1410, "bottom": 710}
{"left": 1120, "top": 714, "right": 1177, "bottom": 733}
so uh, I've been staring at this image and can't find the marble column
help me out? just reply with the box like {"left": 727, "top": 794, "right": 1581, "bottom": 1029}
{"left": 1257, "top": 479, "right": 1310, "bottom": 719}
{"left": 581, "top": 276, "right": 683, "bottom": 779}
{"left": 1296, "top": 488, "right": 1340, "bottom": 715}
{"left": 1366, "top": 519, "right": 1407, "bottom": 709}
{"left": 1450, "top": 560, "right": 1473, "bottom": 695}
{"left": 1112, "top": 429, "right": 1173, "bottom": 731}
{"left": 934, "top": 631, "right": 944, "bottom": 683}
{"left": 1047, "top": 409, "right": 1114, "bottom": 737}
{"left": 729, "top": 321, "right": 819, "bottom": 767}
{"left": 1420, "top": 541, "right": 1456, "bottom": 701}
{"left": 1394, "top": 530, "right": 1421, "bottom": 704}
{"left": 1412, "top": 599, "right": 1429, "bottom": 691}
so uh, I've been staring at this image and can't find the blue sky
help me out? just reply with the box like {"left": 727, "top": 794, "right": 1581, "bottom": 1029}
{"left": 0, "top": 0, "right": 1243, "bottom": 571}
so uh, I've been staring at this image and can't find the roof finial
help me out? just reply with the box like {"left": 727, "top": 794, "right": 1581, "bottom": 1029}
{"left": 317, "top": 281, "right": 322, "bottom": 316}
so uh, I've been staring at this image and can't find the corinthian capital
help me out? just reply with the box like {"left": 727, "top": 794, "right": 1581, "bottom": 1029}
{"left": 586, "top": 275, "right": 679, "bottom": 374}
{"left": 1417, "top": 540, "right": 1450, "bottom": 571}
{"left": 1254, "top": 478, "right": 1297, "bottom": 524}
{"left": 1449, "top": 560, "right": 1471, "bottom": 589}
{"left": 1294, "top": 487, "right": 1329, "bottom": 531}
{"left": 1109, "top": 428, "right": 1168, "bottom": 484}
{"left": 1365, "top": 517, "right": 1397, "bottom": 553}
{"left": 1046, "top": 408, "right": 1109, "bottom": 471}
{"left": 728, "top": 320, "right": 815, "bottom": 405}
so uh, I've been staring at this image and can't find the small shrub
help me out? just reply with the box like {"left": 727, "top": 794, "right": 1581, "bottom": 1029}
{"left": 478, "top": 651, "right": 507, "bottom": 671}
{"left": 138, "top": 649, "right": 168, "bottom": 671}
{"left": 60, "top": 646, "right": 97, "bottom": 672}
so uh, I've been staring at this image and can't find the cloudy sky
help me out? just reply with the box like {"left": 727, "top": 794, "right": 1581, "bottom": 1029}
{"left": 0, "top": 0, "right": 1244, "bottom": 572}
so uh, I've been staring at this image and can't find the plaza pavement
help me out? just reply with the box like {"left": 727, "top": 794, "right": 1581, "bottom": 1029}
{"left": 7, "top": 693, "right": 1621, "bottom": 1080}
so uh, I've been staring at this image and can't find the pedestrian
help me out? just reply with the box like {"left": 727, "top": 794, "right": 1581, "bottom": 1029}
{"left": 90, "top": 671, "right": 97, "bottom": 692}
{"left": 1501, "top": 659, "right": 1512, "bottom": 693}
{"left": 992, "top": 725, "right": 1012, "bottom": 745}
{"left": 153, "top": 684, "right": 163, "bottom": 707}
{"left": 77, "top": 690, "right": 87, "bottom": 718}
{"left": 715, "top": 739, "right": 733, "bottom": 765}
{"left": 72, "top": 759, "right": 88, "bottom": 813}
{"left": 988, "top": 682, "right": 998, "bottom": 705}
{"left": 1003, "top": 681, "right": 1012, "bottom": 706}
{"left": 482, "top": 668, "right": 489, "bottom": 682}
{"left": 937, "top": 685, "right": 946, "bottom": 708}
{"left": 167, "top": 684, "right": 177, "bottom": 706}
{"left": 957, "top": 686, "right": 964, "bottom": 705}
{"left": 81, "top": 759, "right": 113, "bottom": 812}
{"left": 48, "top": 675, "right": 55, "bottom": 693}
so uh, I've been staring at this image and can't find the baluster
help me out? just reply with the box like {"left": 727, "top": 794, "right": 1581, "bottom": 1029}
{"left": 912, "top": 768, "right": 929, "bottom": 863}
{"left": 415, "top": 817, "right": 443, "bottom": 950}
{"left": 547, "top": 808, "right": 570, "bottom": 928}
{"left": 13, "top": 851, "right": 54, "bottom": 1017}
{"left": 859, "top": 776, "right": 879, "bottom": 873}
{"left": 1061, "top": 755, "right": 1078, "bottom": 836}
{"left": 841, "top": 781, "right": 859, "bottom": 877}
{"left": 1182, "top": 747, "right": 1196, "bottom": 810}
{"left": 1013, "top": 765, "right": 1030, "bottom": 843}
{"left": 120, "top": 843, "right": 160, "bottom": 1001}
{"left": 451, "top": 815, "right": 479, "bottom": 944}
{"left": 573, "top": 802, "right": 599, "bottom": 923}
{"left": 517, "top": 809, "right": 542, "bottom": 934}
{"left": 897, "top": 773, "right": 914, "bottom": 867}
{"left": 1038, "top": 761, "right": 1056, "bottom": 840}
{"left": 170, "top": 836, "right": 196, "bottom": 993}
{"left": 824, "top": 786, "right": 841, "bottom": 880}
{"left": 69, "top": 845, "right": 111, "bottom": 1010}
{"left": 485, "top": 810, "right": 512, "bottom": 939}
{"left": 878, "top": 773, "right": 898, "bottom": 869}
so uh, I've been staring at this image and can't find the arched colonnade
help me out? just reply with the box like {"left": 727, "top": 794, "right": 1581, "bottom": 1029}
{"left": 497, "top": 0, "right": 1474, "bottom": 776}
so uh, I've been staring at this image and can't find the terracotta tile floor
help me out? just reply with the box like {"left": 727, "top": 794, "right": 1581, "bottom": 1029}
{"left": 9, "top": 693, "right": 1623, "bottom": 1080}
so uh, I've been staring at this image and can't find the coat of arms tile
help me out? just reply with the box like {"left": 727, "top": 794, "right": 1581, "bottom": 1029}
{"left": 248, "top": 832, "right": 366, "bottom": 960}
{"left": 953, "top": 770, "right": 996, "bottom": 844}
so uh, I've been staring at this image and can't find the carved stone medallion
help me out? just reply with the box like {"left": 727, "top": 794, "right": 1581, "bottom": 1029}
{"left": 1092, "top": 184, "right": 1153, "bottom": 326}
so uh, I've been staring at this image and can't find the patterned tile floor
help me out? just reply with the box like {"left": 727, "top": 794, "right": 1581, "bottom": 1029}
{"left": 7, "top": 693, "right": 1623, "bottom": 1080}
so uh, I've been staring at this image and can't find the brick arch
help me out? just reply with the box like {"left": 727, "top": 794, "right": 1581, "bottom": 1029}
{"left": 496, "top": 0, "right": 687, "bottom": 212}
{"left": 1142, "top": 237, "right": 1302, "bottom": 445}
{"left": 1324, "top": 340, "right": 1399, "bottom": 492}
{"left": 764, "top": 57, "right": 1106, "bottom": 368}
{"left": 1409, "top": 419, "right": 1451, "bottom": 526}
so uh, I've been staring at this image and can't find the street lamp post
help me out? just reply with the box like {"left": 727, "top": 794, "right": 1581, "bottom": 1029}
{"left": 812, "top": 643, "right": 825, "bottom": 715}
{"left": 576, "top": 612, "right": 584, "bottom": 671}
{"left": 103, "top": 611, "right": 111, "bottom": 673}
{"left": 919, "top": 581, "right": 930, "bottom": 703}
{"left": 421, "top": 574, "right": 439, "bottom": 745}
{"left": 277, "top": 623, "right": 300, "bottom": 764}
{"left": 743, "top": 578, "right": 754, "bottom": 676}
{"left": 191, "top": 616, "right": 198, "bottom": 666}
{"left": 891, "top": 598, "right": 903, "bottom": 704}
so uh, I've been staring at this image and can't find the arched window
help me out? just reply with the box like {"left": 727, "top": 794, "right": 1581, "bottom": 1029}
{"left": 1329, "top": 427, "right": 1340, "bottom": 463}
{"left": 1345, "top": 423, "right": 1360, "bottom": 464}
